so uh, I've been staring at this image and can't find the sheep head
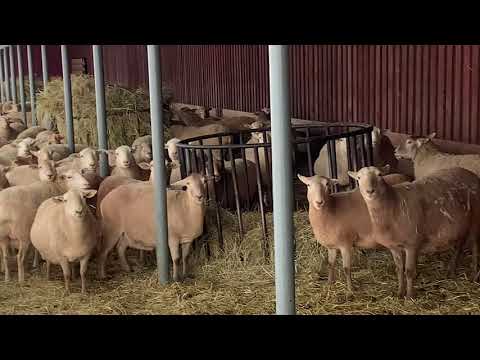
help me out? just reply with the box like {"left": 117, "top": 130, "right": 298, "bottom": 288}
{"left": 58, "top": 169, "right": 92, "bottom": 191}
{"left": 170, "top": 173, "right": 207, "bottom": 205}
{"left": 394, "top": 132, "right": 436, "bottom": 160}
{"left": 36, "top": 160, "right": 57, "bottom": 182}
{"left": 52, "top": 189, "right": 97, "bottom": 218}
{"left": 298, "top": 174, "right": 339, "bottom": 210}
{"left": 347, "top": 165, "right": 390, "bottom": 201}
{"left": 114, "top": 145, "right": 134, "bottom": 169}
{"left": 132, "top": 142, "right": 153, "bottom": 163}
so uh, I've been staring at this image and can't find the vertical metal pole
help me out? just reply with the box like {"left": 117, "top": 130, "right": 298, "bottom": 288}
{"left": 16, "top": 46, "right": 26, "bottom": 124}
{"left": 9, "top": 45, "right": 16, "bottom": 104}
{"left": 268, "top": 45, "right": 295, "bottom": 315}
{"left": 41, "top": 45, "right": 49, "bottom": 90}
{"left": 0, "top": 50, "right": 4, "bottom": 104}
{"left": 3, "top": 48, "right": 11, "bottom": 102}
{"left": 61, "top": 45, "right": 74, "bottom": 153}
{"left": 147, "top": 45, "right": 170, "bottom": 285}
{"left": 27, "top": 45, "right": 36, "bottom": 125}
{"left": 92, "top": 45, "right": 109, "bottom": 177}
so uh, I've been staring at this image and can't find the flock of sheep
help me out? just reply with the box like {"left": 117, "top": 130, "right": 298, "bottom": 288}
{"left": 1, "top": 100, "right": 480, "bottom": 302}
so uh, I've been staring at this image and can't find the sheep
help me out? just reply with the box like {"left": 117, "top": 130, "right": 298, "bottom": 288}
{"left": 5, "top": 117, "right": 27, "bottom": 136}
{"left": 34, "top": 144, "right": 88, "bottom": 162}
{"left": 0, "top": 137, "right": 38, "bottom": 166}
{"left": 245, "top": 123, "right": 272, "bottom": 188}
{"left": 313, "top": 127, "right": 398, "bottom": 189}
{"left": 104, "top": 145, "right": 150, "bottom": 181}
{"left": 16, "top": 126, "right": 47, "bottom": 140}
{"left": 131, "top": 135, "right": 153, "bottom": 164}
{"left": 395, "top": 132, "right": 480, "bottom": 180}
{"left": 34, "top": 131, "right": 64, "bottom": 147}
{"left": 348, "top": 166, "right": 480, "bottom": 298}
{"left": 2, "top": 103, "right": 19, "bottom": 114}
{"left": 5, "top": 158, "right": 58, "bottom": 187}
{"left": 298, "top": 171, "right": 411, "bottom": 293}
{"left": 55, "top": 147, "right": 100, "bottom": 173}
{"left": 0, "top": 163, "right": 91, "bottom": 282}
{"left": 98, "top": 173, "right": 207, "bottom": 281}
{"left": 30, "top": 188, "right": 98, "bottom": 294}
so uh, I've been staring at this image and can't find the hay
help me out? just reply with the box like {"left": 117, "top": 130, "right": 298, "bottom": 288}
{"left": 35, "top": 74, "right": 173, "bottom": 148}
{"left": 1, "top": 209, "right": 480, "bottom": 315}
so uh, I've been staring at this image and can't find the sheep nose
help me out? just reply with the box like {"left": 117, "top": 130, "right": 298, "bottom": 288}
{"left": 196, "top": 195, "right": 203, "bottom": 201}
{"left": 89, "top": 162, "right": 95, "bottom": 167}
{"left": 123, "top": 161, "right": 130, "bottom": 166}
{"left": 75, "top": 209, "right": 83, "bottom": 216}
{"left": 315, "top": 200, "right": 325, "bottom": 207}
{"left": 366, "top": 189, "right": 375, "bottom": 195}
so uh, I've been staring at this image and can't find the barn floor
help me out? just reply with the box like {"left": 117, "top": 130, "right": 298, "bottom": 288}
{"left": 0, "top": 210, "right": 480, "bottom": 315}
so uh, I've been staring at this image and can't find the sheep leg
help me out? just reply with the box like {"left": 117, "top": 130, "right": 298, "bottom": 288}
{"left": 79, "top": 256, "right": 90, "bottom": 295}
{"left": 169, "top": 242, "right": 181, "bottom": 282}
{"left": 340, "top": 247, "right": 353, "bottom": 294}
{"left": 116, "top": 237, "right": 131, "bottom": 273}
{"left": 405, "top": 247, "right": 418, "bottom": 299}
{"left": 138, "top": 250, "right": 145, "bottom": 267}
{"left": 390, "top": 247, "right": 406, "bottom": 298}
{"left": 46, "top": 261, "right": 51, "bottom": 281}
{"left": 17, "top": 244, "right": 28, "bottom": 283}
{"left": 327, "top": 248, "right": 338, "bottom": 285}
{"left": 33, "top": 249, "right": 40, "bottom": 269}
{"left": 448, "top": 237, "right": 467, "bottom": 279}
{"left": 96, "top": 231, "right": 121, "bottom": 279}
{"left": 59, "top": 260, "right": 71, "bottom": 295}
{"left": 182, "top": 242, "right": 193, "bottom": 279}
{"left": 1, "top": 243, "right": 9, "bottom": 282}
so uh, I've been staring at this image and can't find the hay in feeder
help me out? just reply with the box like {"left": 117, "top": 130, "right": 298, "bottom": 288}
{"left": 0, "top": 209, "right": 479, "bottom": 315}
{"left": 35, "top": 74, "right": 173, "bottom": 148}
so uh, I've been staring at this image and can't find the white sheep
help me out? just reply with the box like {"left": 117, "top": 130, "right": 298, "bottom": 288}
{"left": 132, "top": 135, "right": 153, "bottom": 164}
{"left": 298, "top": 171, "right": 410, "bottom": 293}
{"left": 349, "top": 166, "right": 480, "bottom": 298}
{"left": 105, "top": 145, "right": 150, "bottom": 181}
{"left": 0, "top": 163, "right": 91, "bottom": 282}
{"left": 98, "top": 173, "right": 207, "bottom": 281}
{"left": 30, "top": 188, "right": 98, "bottom": 294}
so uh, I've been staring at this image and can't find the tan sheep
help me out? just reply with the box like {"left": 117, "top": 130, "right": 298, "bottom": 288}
{"left": 349, "top": 166, "right": 480, "bottom": 298}
{"left": 245, "top": 123, "right": 272, "bottom": 188}
{"left": 30, "top": 188, "right": 98, "bottom": 294}
{"left": 33, "top": 144, "right": 88, "bottom": 162}
{"left": 298, "top": 171, "right": 411, "bottom": 293}
{"left": 0, "top": 116, "right": 16, "bottom": 142}
{"left": 16, "top": 126, "right": 47, "bottom": 140}
{"left": 55, "top": 147, "right": 100, "bottom": 173}
{"left": 98, "top": 173, "right": 207, "bottom": 281}
{"left": 0, "top": 163, "right": 91, "bottom": 282}
{"left": 103, "top": 145, "right": 150, "bottom": 180}
{"left": 5, "top": 158, "right": 57, "bottom": 187}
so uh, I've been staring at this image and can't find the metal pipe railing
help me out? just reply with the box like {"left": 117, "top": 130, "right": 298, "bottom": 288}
{"left": 41, "top": 45, "right": 48, "bottom": 90}
{"left": 16, "top": 45, "right": 26, "bottom": 124}
{"left": 147, "top": 45, "right": 170, "bottom": 285}
{"left": 27, "top": 45, "right": 36, "bottom": 125}
{"left": 61, "top": 45, "right": 74, "bottom": 153}
{"left": 3, "top": 48, "right": 11, "bottom": 102}
{"left": 0, "top": 50, "right": 4, "bottom": 103}
{"left": 9, "top": 45, "right": 16, "bottom": 104}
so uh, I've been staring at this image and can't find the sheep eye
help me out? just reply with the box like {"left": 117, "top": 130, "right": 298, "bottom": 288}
{"left": 67, "top": 176, "right": 73, "bottom": 180}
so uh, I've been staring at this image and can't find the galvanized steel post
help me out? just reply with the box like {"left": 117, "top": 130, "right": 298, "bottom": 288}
{"left": 147, "top": 45, "right": 170, "bottom": 285}
{"left": 92, "top": 45, "right": 109, "bottom": 177}
{"left": 9, "top": 45, "right": 16, "bottom": 104}
{"left": 41, "top": 45, "right": 48, "bottom": 90}
{"left": 0, "top": 50, "right": 4, "bottom": 103}
{"left": 3, "top": 48, "right": 10, "bottom": 102}
{"left": 16, "top": 46, "right": 26, "bottom": 124}
{"left": 61, "top": 45, "right": 75, "bottom": 153}
{"left": 27, "top": 45, "right": 36, "bottom": 125}
{"left": 268, "top": 45, "right": 295, "bottom": 315}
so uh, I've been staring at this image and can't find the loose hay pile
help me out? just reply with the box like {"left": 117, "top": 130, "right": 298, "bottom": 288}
{"left": 1, "top": 209, "right": 480, "bottom": 315}
{"left": 35, "top": 74, "right": 173, "bottom": 148}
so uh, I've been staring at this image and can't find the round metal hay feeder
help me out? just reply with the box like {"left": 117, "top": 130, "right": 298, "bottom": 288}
{"left": 174, "top": 122, "right": 375, "bottom": 258}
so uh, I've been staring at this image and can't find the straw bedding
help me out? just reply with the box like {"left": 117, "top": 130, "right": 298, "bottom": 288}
{"left": 0, "top": 209, "right": 479, "bottom": 315}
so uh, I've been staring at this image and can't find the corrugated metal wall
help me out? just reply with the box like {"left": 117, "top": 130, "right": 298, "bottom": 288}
{"left": 9, "top": 45, "right": 479, "bottom": 145}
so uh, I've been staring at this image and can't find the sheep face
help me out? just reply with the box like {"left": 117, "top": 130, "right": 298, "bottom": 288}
{"left": 53, "top": 189, "right": 97, "bottom": 218}
{"left": 115, "top": 146, "right": 134, "bottom": 168}
{"left": 394, "top": 132, "right": 436, "bottom": 160}
{"left": 173, "top": 173, "right": 207, "bottom": 205}
{"left": 59, "top": 169, "right": 91, "bottom": 190}
{"left": 298, "top": 174, "right": 338, "bottom": 210}
{"left": 348, "top": 166, "right": 390, "bottom": 201}
{"left": 133, "top": 142, "right": 153, "bottom": 163}
{"left": 37, "top": 160, "right": 57, "bottom": 182}
{"left": 165, "top": 138, "right": 181, "bottom": 162}
{"left": 75, "top": 148, "right": 98, "bottom": 171}
{"left": 17, "top": 139, "right": 34, "bottom": 158}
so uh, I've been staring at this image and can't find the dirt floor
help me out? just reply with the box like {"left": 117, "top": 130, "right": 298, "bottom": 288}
{"left": 1, "top": 210, "right": 480, "bottom": 315}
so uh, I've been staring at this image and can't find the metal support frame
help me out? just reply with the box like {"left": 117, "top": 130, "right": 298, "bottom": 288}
{"left": 147, "top": 45, "right": 170, "bottom": 285}
{"left": 0, "top": 50, "right": 4, "bottom": 103}
{"left": 61, "top": 45, "right": 75, "bottom": 153}
{"left": 27, "top": 45, "right": 36, "bottom": 125}
{"left": 9, "top": 45, "right": 16, "bottom": 104}
{"left": 41, "top": 45, "right": 48, "bottom": 90}
{"left": 92, "top": 45, "right": 109, "bottom": 177}
{"left": 16, "top": 46, "right": 26, "bottom": 124}
{"left": 3, "top": 48, "right": 10, "bottom": 102}
{"left": 268, "top": 45, "right": 295, "bottom": 315}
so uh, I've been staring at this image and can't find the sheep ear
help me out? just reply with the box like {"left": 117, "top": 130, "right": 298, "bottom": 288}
{"left": 428, "top": 132, "right": 437, "bottom": 139}
{"left": 378, "top": 165, "right": 390, "bottom": 175}
{"left": 52, "top": 196, "right": 65, "bottom": 203}
{"left": 347, "top": 171, "right": 359, "bottom": 181}
{"left": 297, "top": 174, "right": 311, "bottom": 185}
{"left": 82, "top": 190, "right": 97, "bottom": 199}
